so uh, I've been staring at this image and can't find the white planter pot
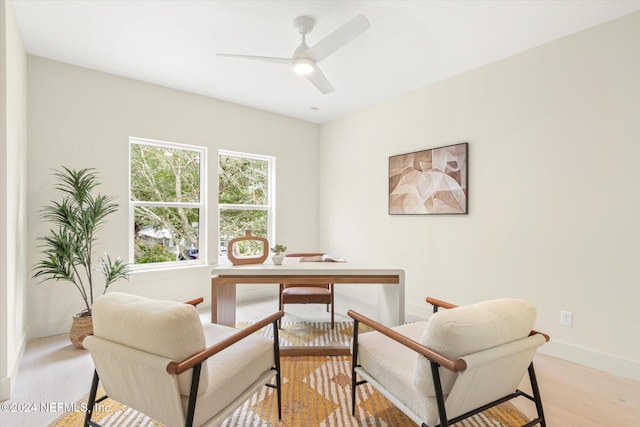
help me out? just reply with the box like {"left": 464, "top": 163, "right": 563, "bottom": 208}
{"left": 272, "top": 254, "right": 284, "bottom": 265}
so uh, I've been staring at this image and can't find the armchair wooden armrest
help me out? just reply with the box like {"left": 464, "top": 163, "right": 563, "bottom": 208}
{"left": 425, "top": 297, "right": 550, "bottom": 342}
{"left": 347, "top": 310, "right": 466, "bottom": 373}
{"left": 426, "top": 296, "right": 457, "bottom": 310}
{"left": 167, "top": 310, "right": 284, "bottom": 375}
{"left": 183, "top": 297, "right": 204, "bottom": 307}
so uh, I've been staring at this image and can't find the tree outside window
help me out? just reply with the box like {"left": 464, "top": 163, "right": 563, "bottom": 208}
{"left": 218, "top": 151, "right": 274, "bottom": 258}
{"left": 130, "top": 138, "right": 206, "bottom": 267}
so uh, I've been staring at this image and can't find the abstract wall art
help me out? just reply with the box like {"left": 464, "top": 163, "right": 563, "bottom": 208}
{"left": 389, "top": 142, "right": 468, "bottom": 215}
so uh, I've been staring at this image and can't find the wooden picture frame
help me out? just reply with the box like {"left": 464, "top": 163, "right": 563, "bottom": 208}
{"left": 389, "top": 142, "right": 468, "bottom": 215}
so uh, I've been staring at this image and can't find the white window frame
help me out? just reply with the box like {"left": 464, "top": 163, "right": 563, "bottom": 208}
{"left": 129, "top": 137, "right": 207, "bottom": 270}
{"left": 218, "top": 149, "right": 275, "bottom": 257}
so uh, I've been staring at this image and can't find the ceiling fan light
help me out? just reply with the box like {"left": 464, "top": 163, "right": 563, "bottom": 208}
{"left": 292, "top": 58, "right": 314, "bottom": 75}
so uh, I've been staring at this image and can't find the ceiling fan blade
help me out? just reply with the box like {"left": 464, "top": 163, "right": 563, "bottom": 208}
{"left": 306, "top": 66, "right": 335, "bottom": 94}
{"left": 304, "top": 15, "right": 370, "bottom": 62}
{"left": 217, "top": 53, "right": 291, "bottom": 64}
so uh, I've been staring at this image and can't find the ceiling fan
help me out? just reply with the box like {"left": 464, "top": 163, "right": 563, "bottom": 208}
{"left": 217, "top": 15, "right": 370, "bottom": 95}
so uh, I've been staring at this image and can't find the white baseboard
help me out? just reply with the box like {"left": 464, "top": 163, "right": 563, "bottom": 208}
{"left": 541, "top": 339, "right": 639, "bottom": 382}
{"left": 336, "top": 287, "right": 431, "bottom": 321}
{"left": 0, "top": 330, "right": 27, "bottom": 400}
{"left": 405, "top": 299, "right": 431, "bottom": 320}
{"left": 0, "top": 376, "right": 10, "bottom": 401}
{"left": 31, "top": 318, "right": 70, "bottom": 339}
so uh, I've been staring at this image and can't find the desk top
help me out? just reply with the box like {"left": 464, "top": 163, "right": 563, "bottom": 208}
{"left": 211, "top": 259, "right": 404, "bottom": 277}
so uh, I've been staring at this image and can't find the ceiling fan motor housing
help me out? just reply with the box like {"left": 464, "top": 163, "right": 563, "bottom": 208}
{"left": 293, "top": 16, "right": 315, "bottom": 35}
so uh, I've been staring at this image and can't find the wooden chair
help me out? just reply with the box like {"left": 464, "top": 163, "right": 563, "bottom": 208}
{"left": 82, "top": 292, "right": 284, "bottom": 427}
{"left": 349, "top": 297, "right": 549, "bottom": 427}
{"left": 279, "top": 253, "right": 334, "bottom": 329}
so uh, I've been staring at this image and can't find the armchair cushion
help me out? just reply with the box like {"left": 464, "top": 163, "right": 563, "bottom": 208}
{"left": 356, "top": 322, "right": 437, "bottom": 424}
{"left": 413, "top": 298, "right": 537, "bottom": 396}
{"left": 92, "top": 292, "right": 208, "bottom": 397}
{"left": 189, "top": 322, "right": 275, "bottom": 426}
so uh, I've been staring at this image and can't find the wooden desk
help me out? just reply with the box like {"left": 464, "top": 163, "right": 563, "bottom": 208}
{"left": 211, "top": 261, "right": 405, "bottom": 355}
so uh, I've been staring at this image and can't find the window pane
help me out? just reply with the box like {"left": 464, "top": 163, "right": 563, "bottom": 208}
{"left": 134, "top": 206, "right": 199, "bottom": 264}
{"left": 218, "top": 155, "right": 268, "bottom": 205}
{"left": 131, "top": 144, "right": 201, "bottom": 203}
{"left": 219, "top": 209, "right": 267, "bottom": 255}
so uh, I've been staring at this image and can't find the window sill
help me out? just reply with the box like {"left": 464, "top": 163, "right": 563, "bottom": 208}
{"left": 129, "top": 261, "right": 209, "bottom": 275}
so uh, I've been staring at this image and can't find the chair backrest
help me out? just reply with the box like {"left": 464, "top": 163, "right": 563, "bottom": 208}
{"left": 413, "top": 298, "right": 537, "bottom": 396}
{"left": 88, "top": 292, "right": 208, "bottom": 396}
{"left": 84, "top": 334, "right": 188, "bottom": 426}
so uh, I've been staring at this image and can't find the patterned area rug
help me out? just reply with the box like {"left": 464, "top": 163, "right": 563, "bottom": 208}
{"left": 53, "top": 356, "right": 529, "bottom": 426}
{"left": 236, "top": 321, "right": 371, "bottom": 348}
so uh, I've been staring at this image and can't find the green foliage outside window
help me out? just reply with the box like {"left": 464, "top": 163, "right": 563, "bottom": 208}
{"left": 134, "top": 243, "right": 177, "bottom": 264}
{"left": 130, "top": 143, "right": 202, "bottom": 264}
{"left": 219, "top": 154, "right": 270, "bottom": 256}
{"left": 219, "top": 155, "right": 268, "bottom": 205}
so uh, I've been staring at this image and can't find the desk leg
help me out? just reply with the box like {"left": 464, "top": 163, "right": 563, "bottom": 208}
{"left": 378, "top": 277, "right": 405, "bottom": 326}
{"left": 211, "top": 277, "right": 236, "bottom": 326}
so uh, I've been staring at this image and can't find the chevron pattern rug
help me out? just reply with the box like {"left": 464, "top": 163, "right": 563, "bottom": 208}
{"left": 53, "top": 355, "right": 529, "bottom": 426}
{"left": 236, "top": 320, "right": 370, "bottom": 348}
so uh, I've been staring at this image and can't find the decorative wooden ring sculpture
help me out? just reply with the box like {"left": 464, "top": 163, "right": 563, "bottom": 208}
{"left": 227, "top": 230, "right": 269, "bottom": 265}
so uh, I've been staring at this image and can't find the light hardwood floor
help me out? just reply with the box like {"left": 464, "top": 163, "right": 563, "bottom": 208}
{"left": 1, "top": 296, "right": 638, "bottom": 426}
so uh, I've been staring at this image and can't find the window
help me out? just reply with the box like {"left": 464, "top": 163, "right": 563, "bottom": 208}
{"left": 218, "top": 150, "right": 274, "bottom": 258}
{"left": 129, "top": 137, "right": 206, "bottom": 268}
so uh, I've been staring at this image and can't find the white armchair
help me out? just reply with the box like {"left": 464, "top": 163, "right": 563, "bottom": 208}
{"left": 349, "top": 297, "right": 549, "bottom": 427}
{"left": 82, "top": 292, "right": 283, "bottom": 427}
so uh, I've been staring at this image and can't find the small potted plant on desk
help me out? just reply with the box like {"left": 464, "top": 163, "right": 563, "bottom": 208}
{"left": 270, "top": 244, "right": 287, "bottom": 265}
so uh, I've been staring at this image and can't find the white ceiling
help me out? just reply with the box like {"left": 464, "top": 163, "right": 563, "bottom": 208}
{"left": 12, "top": 0, "right": 640, "bottom": 124}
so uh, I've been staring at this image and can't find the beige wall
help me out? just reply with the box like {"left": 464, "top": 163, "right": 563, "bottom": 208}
{"left": 1, "top": 0, "right": 29, "bottom": 400}
{"left": 26, "top": 57, "right": 320, "bottom": 338}
{"left": 319, "top": 13, "right": 640, "bottom": 380}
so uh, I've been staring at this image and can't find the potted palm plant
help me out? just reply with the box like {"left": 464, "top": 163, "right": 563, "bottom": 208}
{"left": 33, "top": 167, "right": 130, "bottom": 347}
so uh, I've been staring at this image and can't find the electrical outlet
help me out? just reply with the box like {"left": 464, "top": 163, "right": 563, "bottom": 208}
{"left": 560, "top": 310, "right": 573, "bottom": 327}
